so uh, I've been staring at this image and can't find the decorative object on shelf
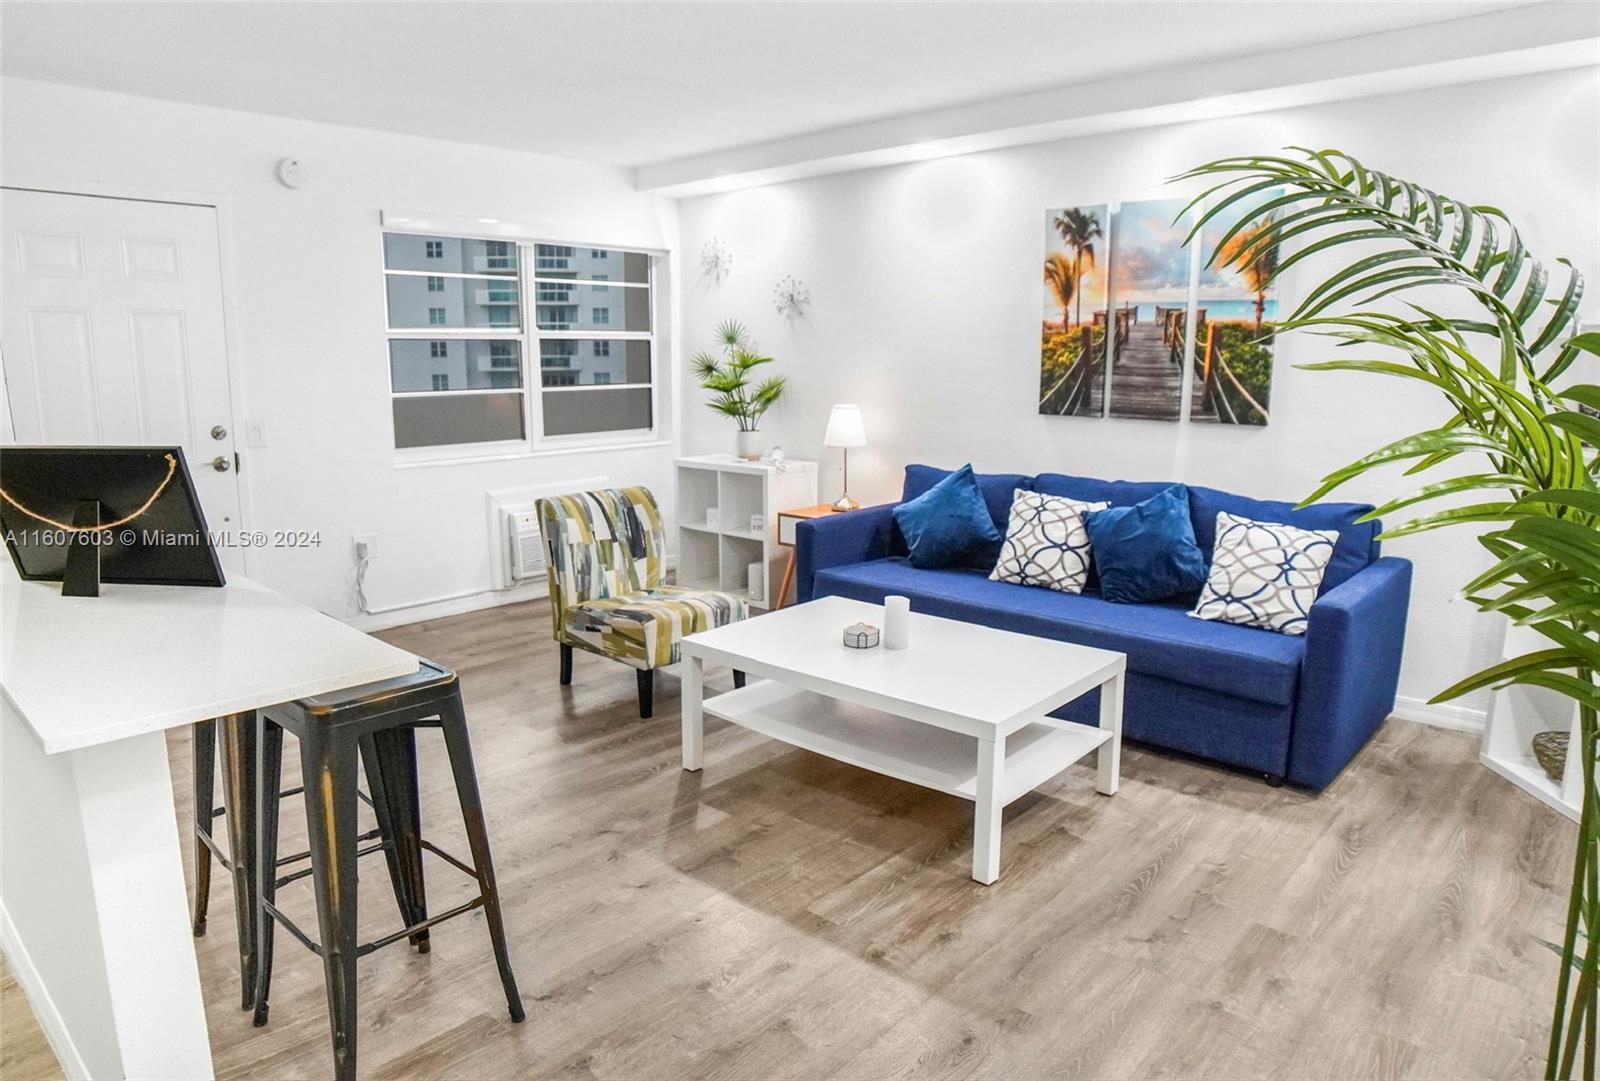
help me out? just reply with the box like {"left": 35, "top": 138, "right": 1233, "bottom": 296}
{"left": 1534, "top": 730, "right": 1569, "bottom": 783}
{"left": 704, "top": 507, "right": 721, "bottom": 530}
{"left": 747, "top": 561, "right": 765, "bottom": 604}
{"left": 842, "top": 622, "right": 880, "bottom": 649}
{"left": 699, "top": 236, "right": 732, "bottom": 284}
{"left": 749, "top": 514, "right": 766, "bottom": 534}
{"left": 1181, "top": 144, "right": 1596, "bottom": 1078}
{"left": 693, "top": 318, "right": 786, "bottom": 461}
{"left": 883, "top": 595, "right": 910, "bottom": 650}
{"left": 773, "top": 275, "right": 811, "bottom": 322}
{"left": 824, "top": 403, "right": 867, "bottom": 511}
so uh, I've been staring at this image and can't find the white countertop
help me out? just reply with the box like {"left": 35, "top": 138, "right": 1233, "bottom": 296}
{"left": 1, "top": 567, "right": 419, "bottom": 754}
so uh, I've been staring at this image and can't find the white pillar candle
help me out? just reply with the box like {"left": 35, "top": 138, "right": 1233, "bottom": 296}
{"left": 884, "top": 595, "right": 911, "bottom": 650}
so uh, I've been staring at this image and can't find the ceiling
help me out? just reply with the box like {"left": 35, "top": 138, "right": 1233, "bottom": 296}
{"left": 0, "top": 1, "right": 1545, "bottom": 169}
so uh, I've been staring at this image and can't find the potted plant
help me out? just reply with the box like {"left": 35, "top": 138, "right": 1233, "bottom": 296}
{"left": 1180, "top": 146, "right": 1599, "bottom": 1079}
{"left": 692, "top": 319, "right": 786, "bottom": 460}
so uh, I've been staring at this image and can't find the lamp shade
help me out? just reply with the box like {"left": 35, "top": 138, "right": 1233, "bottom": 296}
{"left": 823, "top": 404, "right": 867, "bottom": 449}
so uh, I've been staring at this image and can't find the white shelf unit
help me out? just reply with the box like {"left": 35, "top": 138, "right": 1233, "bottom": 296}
{"left": 1481, "top": 619, "right": 1583, "bottom": 821}
{"left": 674, "top": 454, "right": 817, "bottom": 610}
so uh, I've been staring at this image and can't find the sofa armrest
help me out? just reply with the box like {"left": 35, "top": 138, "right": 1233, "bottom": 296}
{"left": 1289, "top": 557, "right": 1413, "bottom": 789}
{"left": 795, "top": 503, "right": 901, "bottom": 603}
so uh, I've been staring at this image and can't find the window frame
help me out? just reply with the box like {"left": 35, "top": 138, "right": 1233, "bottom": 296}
{"left": 382, "top": 229, "right": 661, "bottom": 464}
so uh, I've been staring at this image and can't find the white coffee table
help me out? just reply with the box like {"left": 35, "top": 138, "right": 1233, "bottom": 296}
{"left": 679, "top": 596, "right": 1126, "bottom": 884}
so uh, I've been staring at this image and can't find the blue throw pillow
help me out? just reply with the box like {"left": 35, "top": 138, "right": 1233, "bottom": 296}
{"left": 1082, "top": 484, "right": 1207, "bottom": 604}
{"left": 893, "top": 463, "right": 1002, "bottom": 569}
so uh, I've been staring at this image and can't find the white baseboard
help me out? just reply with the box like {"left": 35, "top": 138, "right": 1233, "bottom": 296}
{"left": 348, "top": 580, "right": 548, "bottom": 632}
{"left": 347, "top": 556, "right": 677, "bottom": 633}
{"left": 0, "top": 901, "right": 88, "bottom": 1081}
{"left": 1392, "top": 695, "right": 1486, "bottom": 735}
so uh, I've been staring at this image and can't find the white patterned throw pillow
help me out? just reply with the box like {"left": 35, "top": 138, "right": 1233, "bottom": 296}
{"left": 989, "top": 489, "right": 1109, "bottom": 593}
{"left": 1190, "top": 511, "right": 1339, "bottom": 635}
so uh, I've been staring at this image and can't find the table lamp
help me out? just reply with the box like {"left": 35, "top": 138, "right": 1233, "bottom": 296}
{"left": 823, "top": 403, "right": 867, "bottom": 511}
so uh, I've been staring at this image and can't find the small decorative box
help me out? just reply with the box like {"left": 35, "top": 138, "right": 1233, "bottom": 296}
{"left": 843, "top": 622, "right": 880, "bottom": 649}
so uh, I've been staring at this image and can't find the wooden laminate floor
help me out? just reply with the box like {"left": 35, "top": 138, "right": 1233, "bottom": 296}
{"left": 1, "top": 597, "right": 1575, "bottom": 1080}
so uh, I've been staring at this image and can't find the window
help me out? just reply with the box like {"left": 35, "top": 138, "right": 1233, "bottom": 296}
{"left": 383, "top": 233, "right": 655, "bottom": 453}
{"left": 484, "top": 241, "right": 514, "bottom": 272}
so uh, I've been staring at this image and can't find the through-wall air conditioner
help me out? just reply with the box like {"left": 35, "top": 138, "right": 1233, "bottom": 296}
{"left": 507, "top": 509, "right": 546, "bottom": 582}
{"left": 485, "top": 477, "right": 603, "bottom": 592}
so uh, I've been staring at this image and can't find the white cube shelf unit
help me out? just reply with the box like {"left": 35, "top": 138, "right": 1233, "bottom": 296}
{"left": 675, "top": 454, "right": 817, "bottom": 610}
{"left": 1481, "top": 619, "right": 1583, "bottom": 821}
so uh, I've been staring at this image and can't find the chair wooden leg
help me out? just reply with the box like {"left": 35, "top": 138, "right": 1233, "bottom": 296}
{"left": 637, "top": 668, "right": 654, "bottom": 719}
{"left": 438, "top": 694, "right": 524, "bottom": 1023}
{"left": 299, "top": 726, "right": 362, "bottom": 1081}
{"left": 192, "top": 718, "right": 217, "bottom": 936}
{"left": 733, "top": 670, "right": 747, "bottom": 689}
{"left": 251, "top": 716, "right": 283, "bottom": 1027}
{"left": 559, "top": 643, "right": 573, "bottom": 686}
{"left": 218, "top": 711, "right": 259, "bottom": 1011}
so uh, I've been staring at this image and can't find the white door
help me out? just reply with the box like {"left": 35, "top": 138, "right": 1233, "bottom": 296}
{"left": 0, "top": 188, "right": 244, "bottom": 567}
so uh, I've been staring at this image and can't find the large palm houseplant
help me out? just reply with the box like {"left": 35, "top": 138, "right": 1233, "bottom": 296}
{"left": 1178, "top": 146, "right": 1600, "bottom": 1079}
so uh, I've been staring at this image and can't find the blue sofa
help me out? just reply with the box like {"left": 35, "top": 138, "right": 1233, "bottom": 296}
{"left": 795, "top": 465, "right": 1412, "bottom": 790}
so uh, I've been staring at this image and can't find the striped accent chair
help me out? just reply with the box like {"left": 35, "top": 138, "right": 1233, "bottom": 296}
{"left": 537, "top": 487, "right": 748, "bottom": 717}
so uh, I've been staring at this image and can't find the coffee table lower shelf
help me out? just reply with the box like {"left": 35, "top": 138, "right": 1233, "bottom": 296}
{"left": 699, "top": 679, "right": 1112, "bottom": 848}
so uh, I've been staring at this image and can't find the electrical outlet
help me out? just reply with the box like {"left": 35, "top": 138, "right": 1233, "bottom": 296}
{"left": 353, "top": 533, "right": 377, "bottom": 560}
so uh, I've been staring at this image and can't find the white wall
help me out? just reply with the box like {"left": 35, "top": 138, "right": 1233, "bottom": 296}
{"left": 677, "top": 67, "right": 1600, "bottom": 716}
{"left": 0, "top": 77, "right": 682, "bottom": 621}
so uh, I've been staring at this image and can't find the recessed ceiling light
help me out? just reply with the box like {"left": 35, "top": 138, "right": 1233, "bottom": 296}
{"left": 477, "top": 217, "right": 499, "bottom": 224}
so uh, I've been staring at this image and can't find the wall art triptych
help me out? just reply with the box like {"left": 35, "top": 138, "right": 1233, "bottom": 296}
{"left": 1038, "top": 193, "right": 1280, "bottom": 426}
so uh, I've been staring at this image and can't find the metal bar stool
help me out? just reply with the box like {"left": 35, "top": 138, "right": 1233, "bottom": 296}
{"left": 190, "top": 716, "right": 412, "bottom": 1012}
{"left": 252, "top": 660, "right": 523, "bottom": 1081}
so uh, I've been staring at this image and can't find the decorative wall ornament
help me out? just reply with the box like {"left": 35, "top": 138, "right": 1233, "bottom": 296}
{"left": 699, "top": 237, "right": 732, "bottom": 284}
{"left": 1038, "top": 194, "right": 1281, "bottom": 426}
{"left": 773, "top": 275, "right": 811, "bottom": 321}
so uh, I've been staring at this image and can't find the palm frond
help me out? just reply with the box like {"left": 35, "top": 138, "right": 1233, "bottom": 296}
{"left": 1182, "top": 145, "right": 1596, "bottom": 1077}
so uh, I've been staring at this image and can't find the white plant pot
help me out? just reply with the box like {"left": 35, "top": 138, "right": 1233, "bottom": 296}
{"left": 735, "top": 429, "right": 764, "bottom": 461}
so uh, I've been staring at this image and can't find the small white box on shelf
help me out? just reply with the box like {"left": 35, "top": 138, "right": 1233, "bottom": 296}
{"left": 705, "top": 507, "right": 721, "bottom": 530}
{"left": 747, "top": 562, "right": 765, "bottom": 603}
{"left": 749, "top": 513, "right": 766, "bottom": 534}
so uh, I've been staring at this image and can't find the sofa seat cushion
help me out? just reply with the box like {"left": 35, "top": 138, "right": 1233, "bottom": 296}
{"left": 566, "top": 586, "right": 748, "bottom": 670}
{"left": 813, "top": 558, "right": 1303, "bottom": 706}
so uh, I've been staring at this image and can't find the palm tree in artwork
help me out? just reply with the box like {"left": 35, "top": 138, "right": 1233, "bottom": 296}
{"left": 1215, "top": 213, "right": 1281, "bottom": 328}
{"left": 1043, "top": 252, "right": 1075, "bottom": 330}
{"left": 1053, "top": 209, "right": 1102, "bottom": 327}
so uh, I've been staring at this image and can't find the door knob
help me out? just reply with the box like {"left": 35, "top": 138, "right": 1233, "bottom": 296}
{"left": 206, "top": 455, "right": 231, "bottom": 472}
{"left": 211, "top": 425, "right": 228, "bottom": 440}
